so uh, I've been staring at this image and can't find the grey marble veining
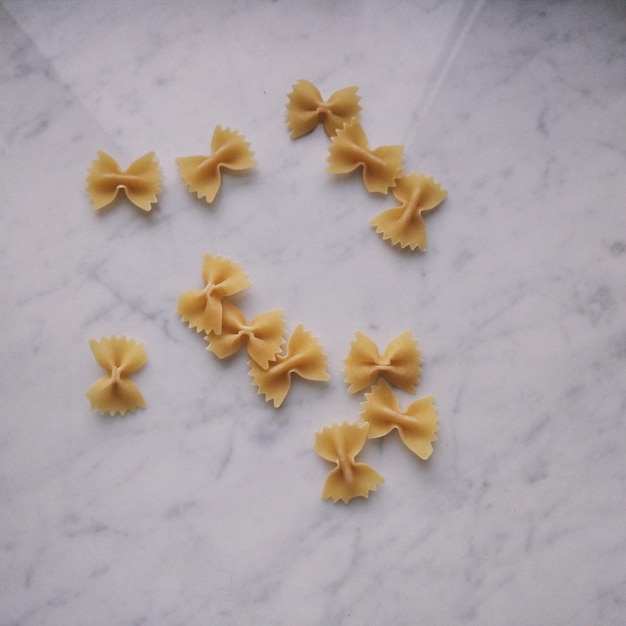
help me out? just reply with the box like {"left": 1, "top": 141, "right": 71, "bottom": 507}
{"left": 1, "top": 1, "right": 625, "bottom": 624}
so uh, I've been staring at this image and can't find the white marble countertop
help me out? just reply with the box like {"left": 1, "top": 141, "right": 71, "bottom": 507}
{"left": 1, "top": 1, "right": 625, "bottom": 624}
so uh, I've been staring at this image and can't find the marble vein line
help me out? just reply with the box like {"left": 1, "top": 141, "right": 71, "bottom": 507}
{"left": 408, "top": 0, "right": 487, "bottom": 141}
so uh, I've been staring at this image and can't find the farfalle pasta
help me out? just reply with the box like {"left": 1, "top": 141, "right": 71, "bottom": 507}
{"left": 327, "top": 118, "right": 404, "bottom": 193}
{"left": 314, "top": 422, "right": 384, "bottom": 503}
{"left": 361, "top": 380, "right": 438, "bottom": 460}
{"left": 343, "top": 330, "right": 422, "bottom": 394}
{"left": 249, "top": 324, "right": 329, "bottom": 408}
{"left": 371, "top": 173, "right": 448, "bottom": 251}
{"left": 177, "top": 253, "right": 251, "bottom": 335}
{"left": 205, "top": 300, "right": 285, "bottom": 369}
{"left": 86, "top": 151, "right": 161, "bottom": 211}
{"left": 176, "top": 126, "right": 257, "bottom": 203}
{"left": 286, "top": 79, "right": 361, "bottom": 139}
{"left": 86, "top": 335, "right": 147, "bottom": 416}
{"left": 80, "top": 84, "right": 449, "bottom": 501}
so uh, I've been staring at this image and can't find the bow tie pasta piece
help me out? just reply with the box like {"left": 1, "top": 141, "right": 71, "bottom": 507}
{"left": 370, "top": 173, "right": 448, "bottom": 251}
{"left": 314, "top": 422, "right": 384, "bottom": 503}
{"left": 86, "top": 335, "right": 147, "bottom": 415}
{"left": 285, "top": 79, "right": 362, "bottom": 139}
{"left": 249, "top": 324, "right": 330, "bottom": 408}
{"left": 343, "top": 330, "right": 422, "bottom": 394}
{"left": 361, "top": 380, "right": 438, "bottom": 460}
{"left": 86, "top": 151, "right": 162, "bottom": 211}
{"left": 327, "top": 118, "right": 404, "bottom": 193}
{"left": 177, "top": 253, "right": 251, "bottom": 335}
{"left": 205, "top": 301, "right": 286, "bottom": 369}
{"left": 176, "top": 126, "right": 257, "bottom": 204}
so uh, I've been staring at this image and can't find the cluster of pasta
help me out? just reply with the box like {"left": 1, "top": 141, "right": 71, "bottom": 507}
{"left": 85, "top": 79, "right": 446, "bottom": 503}
{"left": 85, "top": 125, "right": 256, "bottom": 211}
{"left": 286, "top": 79, "right": 448, "bottom": 251}
{"left": 176, "top": 253, "right": 330, "bottom": 408}
{"left": 315, "top": 331, "right": 439, "bottom": 503}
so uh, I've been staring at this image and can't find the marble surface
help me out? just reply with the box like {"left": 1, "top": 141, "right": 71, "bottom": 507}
{"left": 1, "top": 0, "right": 625, "bottom": 624}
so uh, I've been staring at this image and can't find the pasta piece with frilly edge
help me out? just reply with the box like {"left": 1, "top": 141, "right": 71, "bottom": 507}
{"left": 285, "top": 79, "right": 361, "bottom": 139}
{"left": 86, "top": 151, "right": 161, "bottom": 211}
{"left": 361, "top": 380, "right": 438, "bottom": 460}
{"left": 86, "top": 335, "right": 147, "bottom": 416}
{"left": 249, "top": 324, "right": 329, "bottom": 408}
{"left": 176, "top": 126, "right": 256, "bottom": 203}
{"left": 371, "top": 173, "right": 447, "bottom": 251}
{"left": 205, "top": 301, "right": 285, "bottom": 369}
{"left": 327, "top": 118, "right": 403, "bottom": 193}
{"left": 314, "top": 422, "right": 384, "bottom": 503}
{"left": 177, "top": 253, "right": 251, "bottom": 335}
{"left": 343, "top": 330, "right": 422, "bottom": 394}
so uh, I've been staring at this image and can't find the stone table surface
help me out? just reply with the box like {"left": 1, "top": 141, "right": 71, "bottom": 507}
{"left": 1, "top": 1, "right": 625, "bottom": 624}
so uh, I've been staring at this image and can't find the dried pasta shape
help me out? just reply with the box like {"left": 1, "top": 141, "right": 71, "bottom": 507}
{"left": 205, "top": 301, "right": 285, "bottom": 369}
{"left": 176, "top": 126, "right": 257, "bottom": 203}
{"left": 327, "top": 118, "right": 403, "bottom": 193}
{"left": 177, "top": 254, "right": 251, "bottom": 335}
{"left": 249, "top": 324, "right": 329, "bottom": 408}
{"left": 343, "top": 330, "right": 422, "bottom": 394}
{"left": 86, "top": 151, "right": 161, "bottom": 211}
{"left": 314, "top": 422, "right": 384, "bottom": 503}
{"left": 371, "top": 173, "right": 448, "bottom": 251}
{"left": 361, "top": 380, "right": 438, "bottom": 460}
{"left": 285, "top": 79, "right": 362, "bottom": 138}
{"left": 86, "top": 335, "right": 147, "bottom": 416}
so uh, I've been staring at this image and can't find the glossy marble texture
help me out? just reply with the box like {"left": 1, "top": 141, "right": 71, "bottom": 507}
{"left": 1, "top": 1, "right": 625, "bottom": 624}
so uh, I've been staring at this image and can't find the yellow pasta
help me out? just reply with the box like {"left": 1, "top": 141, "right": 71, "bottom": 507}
{"left": 285, "top": 79, "right": 361, "bottom": 139}
{"left": 177, "top": 253, "right": 251, "bottom": 335}
{"left": 327, "top": 118, "right": 404, "bottom": 193}
{"left": 371, "top": 173, "right": 448, "bottom": 251}
{"left": 86, "top": 335, "right": 147, "bottom": 416}
{"left": 205, "top": 301, "right": 285, "bottom": 369}
{"left": 361, "top": 380, "right": 438, "bottom": 460}
{"left": 343, "top": 330, "right": 422, "bottom": 394}
{"left": 249, "top": 324, "right": 329, "bottom": 408}
{"left": 86, "top": 151, "right": 161, "bottom": 211}
{"left": 176, "top": 126, "right": 257, "bottom": 203}
{"left": 314, "top": 422, "right": 384, "bottom": 503}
